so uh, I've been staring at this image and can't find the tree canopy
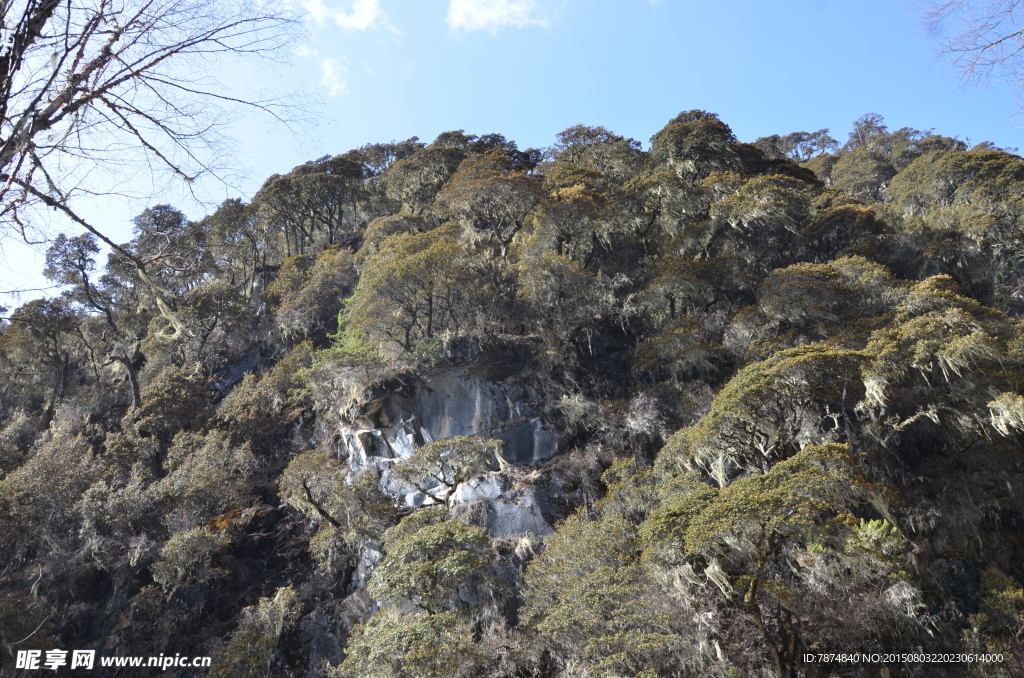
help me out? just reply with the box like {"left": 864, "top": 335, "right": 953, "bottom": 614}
{"left": 2, "top": 110, "right": 1024, "bottom": 678}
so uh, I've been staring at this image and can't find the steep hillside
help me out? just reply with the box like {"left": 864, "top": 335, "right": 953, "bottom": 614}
{"left": 2, "top": 111, "right": 1023, "bottom": 678}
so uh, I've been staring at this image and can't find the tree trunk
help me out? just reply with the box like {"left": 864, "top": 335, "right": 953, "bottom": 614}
{"left": 426, "top": 292, "right": 434, "bottom": 338}
{"left": 119, "top": 354, "right": 143, "bottom": 410}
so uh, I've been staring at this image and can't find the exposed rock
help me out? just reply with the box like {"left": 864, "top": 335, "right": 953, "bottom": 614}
{"left": 335, "top": 364, "right": 562, "bottom": 606}
{"left": 411, "top": 368, "right": 554, "bottom": 465}
{"left": 378, "top": 463, "right": 444, "bottom": 508}
{"left": 207, "top": 345, "right": 265, "bottom": 392}
{"left": 339, "top": 588, "right": 376, "bottom": 631}
{"left": 485, "top": 485, "right": 554, "bottom": 538}
{"left": 298, "top": 608, "right": 342, "bottom": 678}
{"left": 449, "top": 472, "right": 556, "bottom": 538}
{"left": 349, "top": 545, "right": 384, "bottom": 592}
{"left": 339, "top": 365, "right": 557, "bottom": 475}
{"left": 451, "top": 473, "right": 506, "bottom": 504}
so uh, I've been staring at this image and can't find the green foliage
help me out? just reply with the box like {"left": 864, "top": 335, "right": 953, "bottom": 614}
{"left": 151, "top": 526, "right": 230, "bottom": 594}
{"left": 363, "top": 213, "right": 428, "bottom": 252}
{"left": 793, "top": 195, "right": 891, "bottom": 262}
{"left": 380, "top": 504, "right": 449, "bottom": 549}
{"left": 885, "top": 148, "right": 1024, "bottom": 307}
{"left": 524, "top": 462, "right": 708, "bottom": 677}
{"left": 334, "top": 512, "right": 494, "bottom": 678}
{"left": 810, "top": 114, "right": 968, "bottom": 203}
{"left": 153, "top": 432, "right": 256, "bottom": 525}
{"left": 390, "top": 436, "right": 504, "bottom": 504}
{"left": 173, "top": 279, "right": 251, "bottom": 366}
{"left": 550, "top": 124, "right": 644, "bottom": 187}
{"left": 345, "top": 137, "right": 424, "bottom": 176}
{"left": 0, "top": 432, "right": 102, "bottom": 562}
{"left": 709, "top": 174, "right": 813, "bottom": 242}
{"left": 381, "top": 145, "right": 466, "bottom": 216}
{"left": 887, "top": 149, "right": 1024, "bottom": 218}
{"left": 279, "top": 451, "right": 405, "bottom": 570}
{"left": 845, "top": 519, "right": 908, "bottom": 563}
{"left": 321, "top": 324, "right": 386, "bottom": 365}
{"left": 642, "top": 444, "right": 902, "bottom": 677}
{"left": 369, "top": 518, "right": 495, "bottom": 613}
{"left": 343, "top": 222, "right": 469, "bottom": 353}
{"left": 678, "top": 443, "right": 863, "bottom": 560}
{"left": 81, "top": 430, "right": 258, "bottom": 534}
{"left": 648, "top": 110, "right": 742, "bottom": 180}
{"left": 647, "top": 444, "right": 868, "bottom": 588}
{"left": 218, "top": 342, "right": 313, "bottom": 449}
{"left": 515, "top": 249, "right": 601, "bottom": 361}
{"left": 6, "top": 111, "right": 1024, "bottom": 678}
{"left": 332, "top": 609, "right": 480, "bottom": 678}
{"left": 0, "top": 297, "right": 85, "bottom": 420}
{"left": 656, "top": 344, "right": 866, "bottom": 483}
{"left": 638, "top": 472, "right": 719, "bottom": 573}
{"left": 131, "top": 364, "right": 212, "bottom": 442}
{"left": 131, "top": 205, "right": 214, "bottom": 297}
{"left": 526, "top": 182, "right": 611, "bottom": 263}
{"left": 754, "top": 129, "right": 838, "bottom": 163}
{"left": 263, "top": 253, "right": 314, "bottom": 308}
{"left": 741, "top": 256, "right": 901, "bottom": 359}
{"left": 251, "top": 154, "right": 366, "bottom": 256}
{"left": 857, "top": 275, "right": 1017, "bottom": 446}
{"left": 634, "top": 316, "right": 724, "bottom": 385}
{"left": 0, "top": 412, "right": 36, "bottom": 477}
{"left": 831, "top": 146, "right": 896, "bottom": 202}
{"left": 264, "top": 247, "right": 359, "bottom": 345}
{"left": 961, "top": 570, "right": 1024, "bottom": 675}
{"left": 435, "top": 150, "right": 543, "bottom": 254}
{"left": 207, "top": 586, "right": 300, "bottom": 678}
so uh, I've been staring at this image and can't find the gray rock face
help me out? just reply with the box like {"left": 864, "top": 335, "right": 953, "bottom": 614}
{"left": 484, "top": 485, "right": 554, "bottom": 538}
{"left": 351, "top": 546, "right": 384, "bottom": 591}
{"left": 207, "top": 345, "right": 263, "bottom": 392}
{"left": 338, "top": 364, "right": 561, "bottom": 600}
{"left": 412, "top": 369, "right": 555, "bottom": 465}
{"left": 449, "top": 473, "right": 555, "bottom": 538}
{"left": 451, "top": 474, "right": 506, "bottom": 504}
{"left": 298, "top": 609, "right": 342, "bottom": 678}
{"left": 339, "top": 588, "right": 376, "bottom": 630}
{"left": 331, "top": 366, "right": 565, "bottom": 639}
{"left": 339, "top": 366, "right": 556, "bottom": 475}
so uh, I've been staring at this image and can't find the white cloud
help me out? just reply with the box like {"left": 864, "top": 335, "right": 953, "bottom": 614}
{"left": 447, "top": 0, "right": 550, "bottom": 32}
{"left": 318, "top": 56, "right": 349, "bottom": 97}
{"left": 304, "top": 0, "right": 392, "bottom": 32}
{"left": 297, "top": 47, "right": 351, "bottom": 97}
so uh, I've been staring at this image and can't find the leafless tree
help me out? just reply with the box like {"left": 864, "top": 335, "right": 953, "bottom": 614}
{"left": 0, "top": 0, "right": 303, "bottom": 337}
{"left": 920, "top": 0, "right": 1024, "bottom": 104}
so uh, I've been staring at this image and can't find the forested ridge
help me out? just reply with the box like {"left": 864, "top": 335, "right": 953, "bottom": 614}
{"left": 1, "top": 110, "right": 1024, "bottom": 678}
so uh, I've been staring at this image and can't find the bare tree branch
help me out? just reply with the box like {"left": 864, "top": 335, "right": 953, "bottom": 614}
{"left": 0, "top": 0, "right": 306, "bottom": 331}
{"left": 918, "top": 0, "right": 1024, "bottom": 107}
{"left": 0, "top": 171, "right": 186, "bottom": 337}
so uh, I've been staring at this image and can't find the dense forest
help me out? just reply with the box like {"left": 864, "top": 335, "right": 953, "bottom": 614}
{"left": 1, "top": 110, "right": 1023, "bottom": 677}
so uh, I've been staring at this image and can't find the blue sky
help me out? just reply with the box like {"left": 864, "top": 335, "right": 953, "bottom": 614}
{"left": 3, "top": 0, "right": 1022, "bottom": 305}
